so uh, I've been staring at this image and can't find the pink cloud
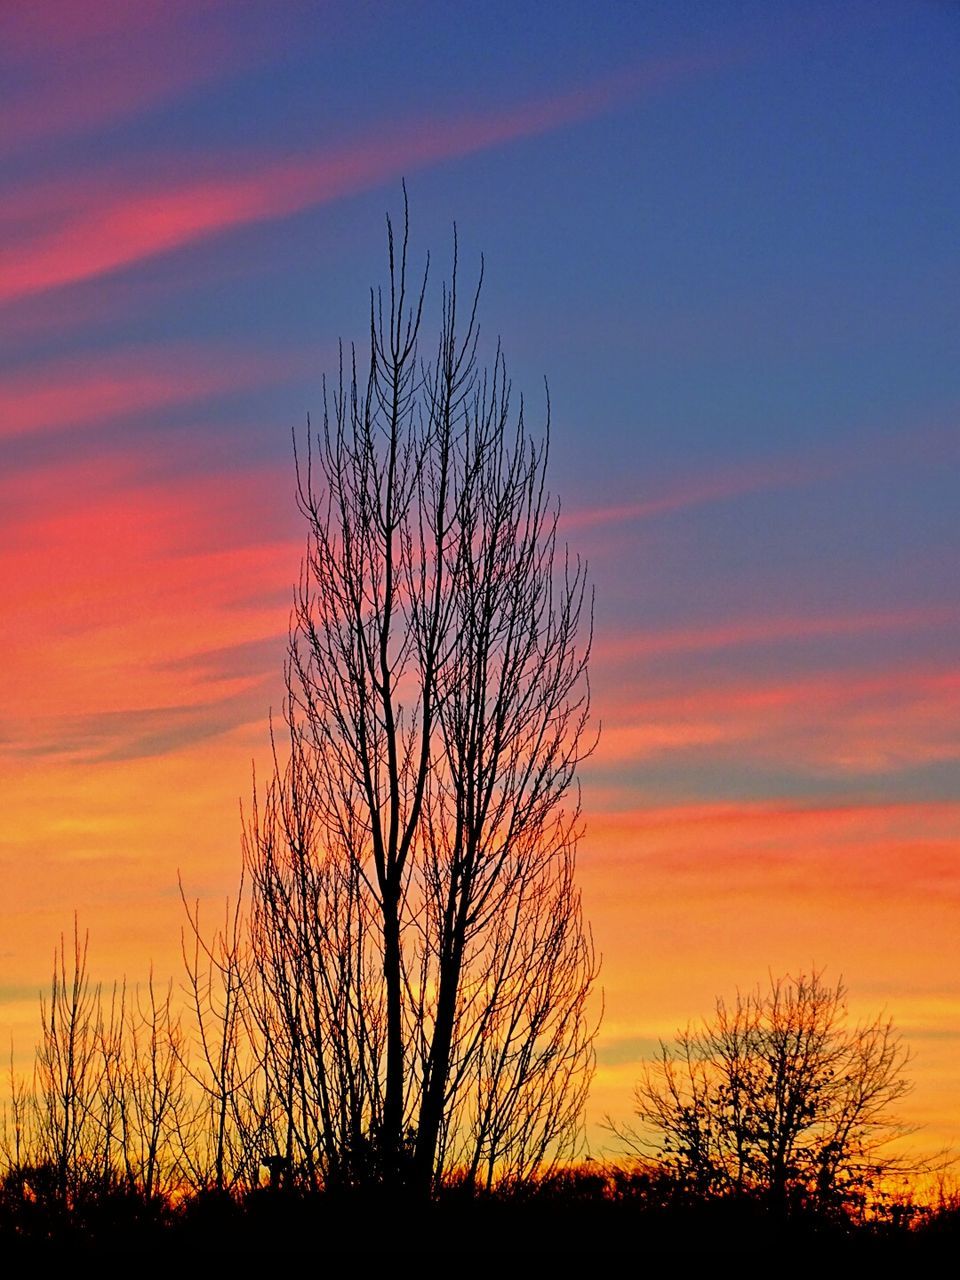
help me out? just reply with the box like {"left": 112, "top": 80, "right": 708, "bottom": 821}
{"left": 0, "top": 1, "right": 277, "bottom": 157}
{"left": 0, "top": 344, "right": 308, "bottom": 441}
{"left": 560, "top": 454, "right": 835, "bottom": 531}
{"left": 0, "top": 52, "right": 741, "bottom": 308}
{"left": 595, "top": 605, "right": 960, "bottom": 660}
{"left": 1, "top": 445, "right": 298, "bottom": 746}
{"left": 558, "top": 415, "right": 960, "bottom": 542}
{"left": 589, "top": 663, "right": 960, "bottom": 774}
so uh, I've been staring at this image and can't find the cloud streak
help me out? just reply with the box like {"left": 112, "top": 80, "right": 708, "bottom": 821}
{"left": 596, "top": 606, "right": 960, "bottom": 661}
{"left": 0, "top": 1, "right": 278, "bottom": 158}
{"left": 4, "top": 687, "right": 274, "bottom": 764}
{"left": 562, "top": 419, "right": 960, "bottom": 533}
{"left": 1, "top": 446, "right": 298, "bottom": 751}
{"left": 560, "top": 456, "right": 825, "bottom": 530}
{"left": 588, "top": 660, "right": 960, "bottom": 776}
{"left": 0, "top": 51, "right": 741, "bottom": 308}
{"left": 0, "top": 344, "right": 307, "bottom": 442}
{"left": 585, "top": 798, "right": 960, "bottom": 899}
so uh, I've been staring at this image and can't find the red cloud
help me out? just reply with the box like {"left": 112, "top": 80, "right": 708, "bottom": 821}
{"left": 1, "top": 445, "right": 298, "bottom": 757}
{"left": 584, "top": 799, "right": 960, "bottom": 901}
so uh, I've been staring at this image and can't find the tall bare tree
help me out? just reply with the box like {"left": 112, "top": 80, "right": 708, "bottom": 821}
{"left": 244, "top": 193, "right": 598, "bottom": 1193}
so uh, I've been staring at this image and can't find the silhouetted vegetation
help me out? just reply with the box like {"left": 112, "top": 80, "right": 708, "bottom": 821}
{"left": 2, "top": 199, "right": 601, "bottom": 1239}
{"left": 2, "top": 938, "right": 954, "bottom": 1252}
{"left": 2, "top": 1151, "right": 960, "bottom": 1254}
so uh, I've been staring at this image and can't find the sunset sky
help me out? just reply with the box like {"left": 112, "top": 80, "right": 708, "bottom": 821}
{"left": 2, "top": 0, "right": 958, "bottom": 1153}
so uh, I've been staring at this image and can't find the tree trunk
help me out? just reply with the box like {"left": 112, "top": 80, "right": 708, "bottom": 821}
{"left": 381, "top": 891, "right": 405, "bottom": 1186}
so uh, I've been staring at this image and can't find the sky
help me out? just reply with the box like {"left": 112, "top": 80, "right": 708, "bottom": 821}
{"left": 2, "top": 0, "right": 958, "bottom": 1154}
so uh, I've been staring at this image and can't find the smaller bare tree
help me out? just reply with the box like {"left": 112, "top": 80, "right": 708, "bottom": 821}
{"left": 121, "top": 971, "right": 188, "bottom": 1200}
{"left": 1, "top": 1041, "right": 39, "bottom": 1189}
{"left": 622, "top": 970, "right": 915, "bottom": 1219}
{"left": 34, "top": 921, "right": 108, "bottom": 1205}
{"left": 178, "top": 879, "right": 258, "bottom": 1192}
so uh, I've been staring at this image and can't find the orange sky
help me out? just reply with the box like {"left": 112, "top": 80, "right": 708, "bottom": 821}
{"left": 2, "top": 1, "right": 958, "bottom": 1165}
{"left": 3, "top": 445, "right": 956, "bottom": 1150}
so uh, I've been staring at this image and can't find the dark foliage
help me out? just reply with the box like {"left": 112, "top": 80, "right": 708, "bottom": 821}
{"left": 1, "top": 1161, "right": 957, "bottom": 1256}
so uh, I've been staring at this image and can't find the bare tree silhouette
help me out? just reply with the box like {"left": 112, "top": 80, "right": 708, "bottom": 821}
{"left": 241, "top": 190, "right": 599, "bottom": 1194}
{"left": 34, "top": 922, "right": 106, "bottom": 1206}
{"left": 619, "top": 970, "right": 915, "bottom": 1219}
{"left": 1, "top": 921, "right": 192, "bottom": 1211}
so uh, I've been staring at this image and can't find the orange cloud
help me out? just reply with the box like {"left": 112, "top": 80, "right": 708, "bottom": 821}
{"left": 579, "top": 796, "right": 960, "bottom": 1150}
{"left": 586, "top": 798, "right": 960, "bottom": 866}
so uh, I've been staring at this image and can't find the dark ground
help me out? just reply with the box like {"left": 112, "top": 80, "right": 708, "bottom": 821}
{"left": 2, "top": 1171, "right": 958, "bottom": 1257}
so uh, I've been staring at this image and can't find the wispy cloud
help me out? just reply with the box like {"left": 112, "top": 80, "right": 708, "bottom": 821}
{"left": 585, "top": 798, "right": 960, "bottom": 898}
{"left": 4, "top": 688, "right": 273, "bottom": 764}
{"left": 562, "top": 421, "right": 960, "bottom": 533}
{"left": 596, "top": 606, "right": 960, "bottom": 661}
{"left": 0, "top": 51, "right": 741, "bottom": 308}
{"left": 0, "top": 344, "right": 307, "bottom": 441}
{"left": 0, "top": 1, "right": 277, "bottom": 158}
{"left": 589, "top": 662, "right": 960, "bottom": 776}
{"left": 560, "top": 457, "right": 823, "bottom": 530}
{"left": 1, "top": 448, "right": 298, "bottom": 745}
